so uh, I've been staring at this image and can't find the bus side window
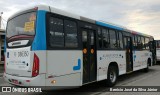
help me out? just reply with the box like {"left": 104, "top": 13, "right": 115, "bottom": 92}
{"left": 49, "top": 17, "right": 64, "bottom": 47}
{"left": 132, "top": 36, "right": 135, "bottom": 49}
{"left": 141, "top": 37, "right": 145, "bottom": 49}
{"left": 145, "top": 38, "right": 149, "bottom": 49}
{"left": 102, "top": 28, "right": 109, "bottom": 48}
{"left": 156, "top": 40, "right": 160, "bottom": 48}
{"left": 109, "top": 29, "right": 117, "bottom": 49}
{"left": 64, "top": 20, "right": 78, "bottom": 48}
{"left": 134, "top": 35, "right": 138, "bottom": 49}
{"left": 137, "top": 36, "right": 142, "bottom": 50}
{"left": 98, "top": 28, "right": 102, "bottom": 48}
{"left": 118, "top": 32, "right": 123, "bottom": 49}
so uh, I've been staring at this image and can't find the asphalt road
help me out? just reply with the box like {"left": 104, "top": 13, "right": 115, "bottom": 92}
{"left": 0, "top": 65, "right": 160, "bottom": 95}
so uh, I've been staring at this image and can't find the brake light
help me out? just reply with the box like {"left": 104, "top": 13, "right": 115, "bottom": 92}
{"left": 32, "top": 53, "right": 39, "bottom": 77}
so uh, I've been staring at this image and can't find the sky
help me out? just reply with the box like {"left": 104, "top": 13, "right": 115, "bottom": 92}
{"left": 0, "top": 0, "right": 160, "bottom": 39}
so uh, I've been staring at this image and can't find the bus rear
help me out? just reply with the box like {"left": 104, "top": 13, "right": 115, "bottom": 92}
{"left": 3, "top": 7, "right": 47, "bottom": 86}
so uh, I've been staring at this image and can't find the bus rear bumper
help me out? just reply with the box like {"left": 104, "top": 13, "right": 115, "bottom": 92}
{"left": 3, "top": 73, "right": 46, "bottom": 87}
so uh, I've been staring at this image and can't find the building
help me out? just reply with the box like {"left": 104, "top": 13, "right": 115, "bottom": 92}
{"left": 0, "top": 29, "right": 5, "bottom": 64}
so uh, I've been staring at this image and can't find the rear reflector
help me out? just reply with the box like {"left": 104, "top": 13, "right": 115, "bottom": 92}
{"left": 26, "top": 80, "right": 30, "bottom": 82}
{"left": 48, "top": 75, "right": 53, "bottom": 78}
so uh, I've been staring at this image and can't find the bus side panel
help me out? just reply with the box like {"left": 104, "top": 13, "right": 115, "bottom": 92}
{"left": 133, "top": 50, "right": 151, "bottom": 71}
{"left": 156, "top": 49, "right": 160, "bottom": 61}
{"left": 46, "top": 73, "right": 81, "bottom": 88}
{"left": 97, "top": 50, "right": 126, "bottom": 81}
{"left": 46, "top": 50, "right": 82, "bottom": 86}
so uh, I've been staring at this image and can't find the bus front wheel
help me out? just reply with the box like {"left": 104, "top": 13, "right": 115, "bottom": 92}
{"left": 106, "top": 66, "right": 117, "bottom": 87}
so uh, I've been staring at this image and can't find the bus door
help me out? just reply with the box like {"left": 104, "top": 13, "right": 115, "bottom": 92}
{"left": 124, "top": 36, "right": 133, "bottom": 72}
{"left": 81, "top": 29, "right": 97, "bottom": 84}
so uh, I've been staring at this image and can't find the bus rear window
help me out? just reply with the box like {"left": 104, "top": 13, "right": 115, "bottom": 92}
{"left": 7, "top": 12, "right": 36, "bottom": 38}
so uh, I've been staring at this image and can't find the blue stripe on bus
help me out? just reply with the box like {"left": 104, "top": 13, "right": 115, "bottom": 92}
{"left": 32, "top": 10, "right": 46, "bottom": 51}
{"left": 95, "top": 21, "right": 124, "bottom": 31}
{"left": 73, "top": 59, "right": 81, "bottom": 71}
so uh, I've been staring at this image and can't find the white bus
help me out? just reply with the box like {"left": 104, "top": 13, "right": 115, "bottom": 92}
{"left": 3, "top": 5, "right": 155, "bottom": 89}
{"left": 156, "top": 40, "right": 160, "bottom": 62}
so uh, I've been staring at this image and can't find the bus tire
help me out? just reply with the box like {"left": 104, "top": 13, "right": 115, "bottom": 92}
{"left": 144, "top": 59, "right": 150, "bottom": 72}
{"left": 106, "top": 66, "right": 117, "bottom": 87}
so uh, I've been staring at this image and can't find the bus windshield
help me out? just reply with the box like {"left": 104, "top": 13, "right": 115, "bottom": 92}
{"left": 7, "top": 12, "right": 36, "bottom": 38}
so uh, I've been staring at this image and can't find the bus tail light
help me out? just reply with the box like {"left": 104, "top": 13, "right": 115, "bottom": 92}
{"left": 32, "top": 53, "right": 39, "bottom": 77}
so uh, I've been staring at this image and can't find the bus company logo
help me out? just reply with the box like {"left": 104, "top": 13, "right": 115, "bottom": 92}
{"left": 2, "top": 87, "right": 11, "bottom": 92}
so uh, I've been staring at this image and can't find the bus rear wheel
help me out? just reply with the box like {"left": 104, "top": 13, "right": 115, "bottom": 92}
{"left": 144, "top": 59, "right": 150, "bottom": 72}
{"left": 106, "top": 66, "right": 117, "bottom": 87}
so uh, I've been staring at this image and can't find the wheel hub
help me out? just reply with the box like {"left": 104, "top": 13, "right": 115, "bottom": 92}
{"left": 110, "top": 71, "right": 116, "bottom": 83}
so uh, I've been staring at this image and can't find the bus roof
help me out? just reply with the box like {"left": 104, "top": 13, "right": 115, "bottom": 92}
{"left": 8, "top": 5, "right": 153, "bottom": 38}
